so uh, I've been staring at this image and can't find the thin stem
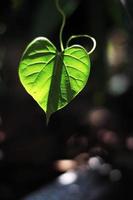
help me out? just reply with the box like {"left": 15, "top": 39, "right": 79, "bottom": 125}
{"left": 55, "top": 0, "right": 66, "bottom": 52}
{"left": 66, "top": 34, "right": 96, "bottom": 55}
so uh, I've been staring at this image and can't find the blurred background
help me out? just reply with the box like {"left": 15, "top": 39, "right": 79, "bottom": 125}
{"left": 0, "top": 0, "right": 133, "bottom": 199}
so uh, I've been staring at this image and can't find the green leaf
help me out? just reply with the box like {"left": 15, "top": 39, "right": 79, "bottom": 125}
{"left": 19, "top": 37, "right": 90, "bottom": 123}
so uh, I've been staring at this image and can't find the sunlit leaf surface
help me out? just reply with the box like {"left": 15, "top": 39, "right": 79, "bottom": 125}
{"left": 19, "top": 37, "right": 90, "bottom": 122}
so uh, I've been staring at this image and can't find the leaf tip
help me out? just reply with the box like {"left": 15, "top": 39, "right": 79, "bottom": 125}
{"left": 46, "top": 113, "right": 51, "bottom": 126}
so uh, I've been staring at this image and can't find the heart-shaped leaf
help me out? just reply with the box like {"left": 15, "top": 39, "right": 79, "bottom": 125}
{"left": 19, "top": 37, "right": 90, "bottom": 122}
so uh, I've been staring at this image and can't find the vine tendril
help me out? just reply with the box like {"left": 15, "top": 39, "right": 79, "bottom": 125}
{"left": 55, "top": 0, "right": 96, "bottom": 54}
{"left": 66, "top": 34, "right": 96, "bottom": 55}
{"left": 55, "top": 0, "right": 66, "bottom": 52}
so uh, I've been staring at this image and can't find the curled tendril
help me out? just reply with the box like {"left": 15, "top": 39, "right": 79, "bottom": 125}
{"left": 55, "top": 0, "right": 66, "bottom": 51}
{"left": 66, "top": 34, "right": 96, "bottom": 55}
{"left": 55, "top": 0, "right": 96, "bottom": 54}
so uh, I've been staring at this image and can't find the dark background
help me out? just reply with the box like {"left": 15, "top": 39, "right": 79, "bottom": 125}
{"left": 0, "top": 0, "right": 133, "bottom": 199}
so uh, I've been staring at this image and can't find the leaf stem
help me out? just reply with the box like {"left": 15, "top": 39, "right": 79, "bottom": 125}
{"left": 66, "top": 34, "right": 96, "bottom": 55}
{"left": 55, "top": 0, "right": 66, "bottom": 52}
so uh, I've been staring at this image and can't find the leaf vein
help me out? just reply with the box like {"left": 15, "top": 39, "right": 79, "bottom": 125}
{"left": 29, "top": 51, "right": 55, "bottom": 56}
{"left": 63, "top": 63, "right": 87, "bottom": 77}
{"left": 64, "top": 54, "right": 88, "bottom": 66}
{"left": 32, "top": 56, "right": 55, "bottom": 83}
